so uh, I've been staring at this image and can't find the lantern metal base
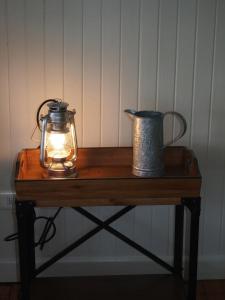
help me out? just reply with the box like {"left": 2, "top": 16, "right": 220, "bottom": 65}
{"left": 48, "top": 164, "right": 77, "bottom": 178}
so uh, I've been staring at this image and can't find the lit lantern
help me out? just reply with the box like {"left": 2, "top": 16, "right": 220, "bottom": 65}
{"left": 39, "top": 99, "right": 77, "bottom": 177}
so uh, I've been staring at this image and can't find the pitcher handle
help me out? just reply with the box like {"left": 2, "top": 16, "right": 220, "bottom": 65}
{"left": 163, "top": 111, "right": 187, "bottom": 147}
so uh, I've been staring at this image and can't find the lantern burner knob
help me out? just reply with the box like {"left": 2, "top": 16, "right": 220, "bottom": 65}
{"left": 48, "top": 101, "right": 68, "bottom": 112}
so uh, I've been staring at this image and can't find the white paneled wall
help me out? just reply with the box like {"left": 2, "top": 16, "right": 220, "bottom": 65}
{"left": 0, "top": 0, "right": 225, "bottom": 280}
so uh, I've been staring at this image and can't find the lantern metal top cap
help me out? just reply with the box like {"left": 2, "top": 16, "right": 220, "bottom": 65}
{"left": 47, "top": 100, "right": 69, "bottom": 112}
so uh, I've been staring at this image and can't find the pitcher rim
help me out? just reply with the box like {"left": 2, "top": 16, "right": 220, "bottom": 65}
{"left": 134, "top": 111, "right": 163, "bottom": 118}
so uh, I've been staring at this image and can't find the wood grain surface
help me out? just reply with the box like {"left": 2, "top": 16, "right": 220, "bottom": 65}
{"left": 15, "top": 147, "right": 201, "bottom": 206}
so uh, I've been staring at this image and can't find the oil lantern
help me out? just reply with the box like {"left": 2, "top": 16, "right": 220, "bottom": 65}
{"left": 38, "top": 99, "right": 77, "bottom": 177}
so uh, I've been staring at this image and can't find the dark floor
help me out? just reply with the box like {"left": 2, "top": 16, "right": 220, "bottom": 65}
{"left": 197, "top": 280, "right": 225, "bottom": 300}
{"left": 0, "top": 276, "right": 225, "bottom": 300}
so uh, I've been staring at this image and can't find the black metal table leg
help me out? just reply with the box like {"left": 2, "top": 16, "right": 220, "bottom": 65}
{"left": 174, "top": 204, "right": 184, "bottom": 277}
{"left": 183, "top": 197, "right": 201, "bottom": 300}
{"left": 16, "top": 201, "right": 36, "bottom": 300}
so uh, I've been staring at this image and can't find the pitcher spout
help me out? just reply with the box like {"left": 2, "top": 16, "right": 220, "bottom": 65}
{"left": 124, "top": 109, "right": 137, "bottom": 117}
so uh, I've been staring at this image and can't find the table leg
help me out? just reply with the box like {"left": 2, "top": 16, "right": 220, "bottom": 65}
{"left": 183, "top": 197, "right": 201, "bottom": 300}
{"left": 174, "top": 204, "right": 184, "bottom": 277}
{"left": 16, "top": 201, "right": 36, "bottom": 300}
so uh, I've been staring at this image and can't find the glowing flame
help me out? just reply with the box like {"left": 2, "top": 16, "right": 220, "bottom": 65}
{"left": 48, "top": 132, "right": 70, "bottom": 159}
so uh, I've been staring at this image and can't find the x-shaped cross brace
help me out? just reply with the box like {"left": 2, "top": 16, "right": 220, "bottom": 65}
{"left": 35, "top": 205, "right": 174, "bottom": 276}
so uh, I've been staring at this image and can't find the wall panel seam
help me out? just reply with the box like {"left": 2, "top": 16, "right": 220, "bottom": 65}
{"left": 81, "top": 0, "right": 84, "bottom": 147}
{"left": 169, "top": 0, "right": 180, "bottom": 257}
{"left": 137, "top": 0, "right": 141, "bottom": 111}
{"left": 100, "top": 0, "right": 103, "bottom": 146}
{"left": 206, "top": 0, "right": 218, "bottom": 164}
{"left": 118, "top": 0, "right": 122, "bottom": 146}
{"left": 43, "top": 0, "right": 46, "bottom": 98}
{"left": 215, "top": 0, "right": 225, "bottom": 254}
{"left": 24, "top": 0, "right": 29, "bottom": 128}
{"left": 62, "top": 0, "right": 65, "bottom": 98}
{"left": 190, "top": 0, "right": 199, "bottom": 148}
{"left": 173, "top": 0, "right": 180, "bottom": 132}
{"left": 5, "top": 0, "right": 13, "bottom": 166}
{"left": 202, "top": 0, "right": 218, "bottom": 255}
{"left": 155, "top": 0, "right": 161, "bottom": 110}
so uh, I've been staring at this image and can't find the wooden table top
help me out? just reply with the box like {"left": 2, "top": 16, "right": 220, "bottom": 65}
{"left": 15, "top": 147, "right": 201, "bottom": 207}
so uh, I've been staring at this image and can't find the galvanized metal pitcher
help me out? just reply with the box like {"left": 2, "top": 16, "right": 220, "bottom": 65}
{"left": 125, "top": 110, "right": 187, "bottom": 177}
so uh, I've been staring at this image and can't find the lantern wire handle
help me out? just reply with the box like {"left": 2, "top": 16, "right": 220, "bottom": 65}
{"left": 31, "top": 99, "right": 59, "bottom": 143}
{"left": 36, "top": 99, "right": 58, "bottom": 130}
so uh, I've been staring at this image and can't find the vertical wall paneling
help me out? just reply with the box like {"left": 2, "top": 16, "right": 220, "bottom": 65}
{"left": 0, "top": 210, "right": 16, "bottom": 262}
{"left": 115, "top": 0, "right": 140, "bottom": 257}
{"left": 26, "top": 0, "right": 45, "bottom": 147}
{"left": 138, "top": 0, "right": 159, "bottom": 111}
{"left": 99, "top": 0, "right": 121, "bottom": 256}
{"left": 7, "top": 0, "right": 29, "bottom": 158}
{"left": 97, "top": 206, "right": 118, "bottom": 258}
{"left": 171, "top": 0, "right": 197, "bottom": 258}
{"left": 190, "top": 0, "right": 216, "bottom": 163}
{"left": 62, "top": 208, "right": 94, "bottom": 258}
{"left": 101, "top": 0, "right": 120, "bottom": 147}
{"left": 82, "top": 0, "right": 102, "bottom": 256}
{"left": 82, "top": 0, "right": 101, "bottom": 147}
{"left": 63, "top": 0, "right": 91, "bottom": 258}
{"left": 151, "top": 205, "right": 170, "bottom": 256}
{"left": 204, "top": 0, "right": 225, "bottom": 255}
{"left": 157, "top": 0, "right": 178, "bottom": 136}
{"left": 0, "top": 0, "right": 11, "bottom": 191}
{"left": 151, "top": 0, "right": 178, "bottom": 256}
{"left": 119, "top": 0, "right": 140, "bottom": 146}
{"left": 166, "top": 206, "right": 174, "bottom": 259}
{"left": 134, "top": 0, "right": 160, "bottom": 255}
{"left": 174, "top": 0, "right": 197, "bottom": 146}
{"left": 218, "top": 0, "right": 225, "bottom": 255}
{"left": 133, "top": 206, "right": 152, "bottom": 257}
{"left": 0, "top": 0, "right": 15, "bottom": 272}
{"left": 64, "top": 0, "right": 83, "bottom": 147}
{"left": 81, "top": 206, "right": 104, "bottom": 258}
{"left": 45, "top": 0, "right": 64, "bottom": 98}
{"left": 1, "top": 0, "right": 225, "bottom": 280}
{"left": 190, "top": 0, "right": 217, "bottom": 255}
{"left": 114, "top": 207, "right": 137, "bottom": 258}
{"left": 43, "top": 0, "right": 65, "bottom": 257}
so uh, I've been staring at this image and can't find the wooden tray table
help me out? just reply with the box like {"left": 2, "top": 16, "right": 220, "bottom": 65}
{"left": 15, "top": 146, "right": 201, "bottom": 300}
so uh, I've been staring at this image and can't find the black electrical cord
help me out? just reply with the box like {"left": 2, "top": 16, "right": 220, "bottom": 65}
{"left": 5, "top": 99, "right": 62, "bottom": 248}
{"left": 4, "top": 233, "right": 18, "bottom": 242}
{"left": 34, "top": 99, "right": 61, "bottom": 248}
{"left": 35, "top": 207, "right": 62, "bottom": 250}
{"left": 4, "top": 207, "right": 62, "bottom": 250}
